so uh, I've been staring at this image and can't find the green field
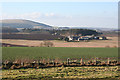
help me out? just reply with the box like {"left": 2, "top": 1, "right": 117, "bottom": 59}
{"left": 2, "top": 47, "right": 118, "bottom": 61}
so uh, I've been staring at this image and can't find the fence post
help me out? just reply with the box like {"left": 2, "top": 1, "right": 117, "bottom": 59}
{"left": 80, "top": 58, "right": 83, "bottom": 65}
{"left": 107, "top": 58, "right": 110, "bottom": 65}
{"left": 94, "top": 58, "right": 97, "bottom": 65}
{"left": 67, "top": 58, "right": 70, "bottom": 65}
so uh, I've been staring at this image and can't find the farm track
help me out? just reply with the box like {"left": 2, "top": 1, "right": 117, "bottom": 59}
{"left": 2, "top": 43, "right": 28, "bottom": 47}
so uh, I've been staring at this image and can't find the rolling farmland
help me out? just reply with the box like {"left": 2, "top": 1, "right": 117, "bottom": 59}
{"left": 2, "top": 37, "right": 118, "bottom": 47}
{"left": 2, "top": 47, "right": 119, "bottom": 79}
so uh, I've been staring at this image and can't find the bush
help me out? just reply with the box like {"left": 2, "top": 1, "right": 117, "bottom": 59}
{"left": 40, "top": 41, "right": 54, "bottom": 47}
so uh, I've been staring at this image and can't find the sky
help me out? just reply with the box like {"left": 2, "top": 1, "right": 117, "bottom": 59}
{"left": 0, "top": 0, "right": 119, "bottom": 2}
{"left": 0, "top": 2, "right": 118, "bottom": 28}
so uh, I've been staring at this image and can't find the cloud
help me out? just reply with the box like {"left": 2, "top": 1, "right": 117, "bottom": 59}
{"left": 18, "top": 12, "right": 42, "bottom": 19}
{"left": 45, "top": 13, "right": 54, "bottom": 17}
{"left": 1, "top": 12, "right": 72, "bottom": 20}
{"left": 0, "top": 12, "right": 73, "bottom": 26}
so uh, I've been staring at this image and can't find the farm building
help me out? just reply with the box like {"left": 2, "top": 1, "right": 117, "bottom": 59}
{"left": 65, "top": 36, "right": 80, "bottom": 41}
{"left": 65, "top": 36, "right": 107, "bottom": 42}
{"left": 93, "top": 36, "right": 107, "bottom": 40}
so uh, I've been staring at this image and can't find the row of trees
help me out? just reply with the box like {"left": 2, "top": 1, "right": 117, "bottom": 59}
{"left": 21, "top": 28, "right": 101, "bottom": 36}
{"left": 2, "top": 27, "right": 102, "bottom": 36}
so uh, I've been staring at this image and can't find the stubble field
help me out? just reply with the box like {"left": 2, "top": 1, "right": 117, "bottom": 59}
{"left": 2, "top": 66, "right": 120, "bottom": 80}
{"left": 2, "top": 37, "right": 118, "bottom": 47}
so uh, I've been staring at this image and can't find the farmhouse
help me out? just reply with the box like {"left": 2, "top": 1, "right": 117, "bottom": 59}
{"left": 93, "top": 36, "right": 107, "bottom": 40}
{"left": 66, "top": 36, "right": 80, "bottom": 41}
{"left": 65, "top": 36, "right": 107, "bottom": 42}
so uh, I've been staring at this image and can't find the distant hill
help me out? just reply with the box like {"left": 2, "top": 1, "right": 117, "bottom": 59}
{"left": 0, "top": 19, "right": 52, "bottom": 29}
{"left": 2, "top": 27, "right": 19, "bottom": 33}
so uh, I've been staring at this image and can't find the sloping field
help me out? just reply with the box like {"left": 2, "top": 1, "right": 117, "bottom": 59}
{"left": 2, "top": 47, "right": 118, "bottom": 61}
{"left": 2, "top": 37, "right": 118, "bottom": 47}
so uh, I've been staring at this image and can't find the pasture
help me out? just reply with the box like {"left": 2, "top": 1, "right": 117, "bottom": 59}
{"left": 2, "top": 47, "right": 118, "bottom": 61}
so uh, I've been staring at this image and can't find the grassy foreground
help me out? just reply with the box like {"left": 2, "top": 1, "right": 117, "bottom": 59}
{"left": 2, "top": 47, "right": 118, "bottom": 61}
{"left": 2, "top": 66, "right": 120, "bottom": 80}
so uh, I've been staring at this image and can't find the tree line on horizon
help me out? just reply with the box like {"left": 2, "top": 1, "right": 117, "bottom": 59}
{"left": 2, "top": 27, "right": 102, "bottom": 36}
{"left": 21, "top": 28, "right": 101, "bottom": 36}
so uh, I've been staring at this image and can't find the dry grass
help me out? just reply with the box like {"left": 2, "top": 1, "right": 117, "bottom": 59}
{"left": 1, "top": 37, "right": 118, "bottom": 47}
{"left": 2, "top": 66, "right": 120, "bottom": 79}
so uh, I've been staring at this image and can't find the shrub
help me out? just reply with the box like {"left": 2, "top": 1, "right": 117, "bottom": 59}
{"left": 40, "top": 41, "right": 54, "bottom": 47}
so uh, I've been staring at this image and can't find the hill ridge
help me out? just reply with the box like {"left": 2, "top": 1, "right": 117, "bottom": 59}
{"left": 0, "top": 19, "right": 52, "bottom": 28}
